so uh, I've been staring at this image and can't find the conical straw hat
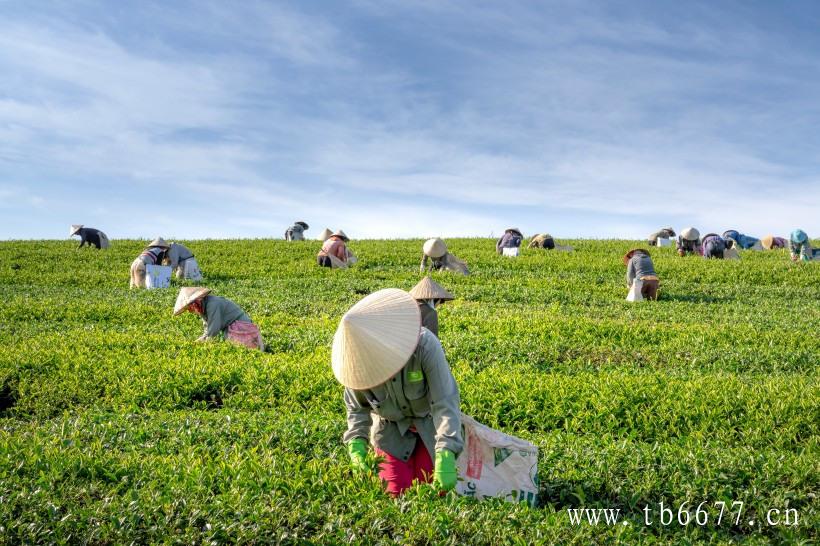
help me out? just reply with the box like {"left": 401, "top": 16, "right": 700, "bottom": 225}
{"left": 147, "top": 237, "right": 170, "bottom": 249}
{"left": 761, "top": 235, "right": 775, "bottom": 250}
{"left": 681, "top": 227, "right": 700, "bottom": 241}
{"left": 422, "top": 237, "right": 447, "bottom": 258}
{"left": 70, "top": 224, "right": 83, "bottom": 236}
{"left": 296, "top": 221, "right": 309, "bottom": 229}
{"left": 332, "top": 229, "right": 349, "bottom": 241}
{"left": 331, "top": 288, "right": 421, "bottom": 390}
{"left": 173, "top": 287, "right": 211, "bottom": 315}
{"left": 409, "top": 276, "right": 454, "bottom": 302}
{"left": 507, "top": 227, "right": 523, "bottom": 236}
{"left": 318, "top": 228, "right": 333, "bottom": 241}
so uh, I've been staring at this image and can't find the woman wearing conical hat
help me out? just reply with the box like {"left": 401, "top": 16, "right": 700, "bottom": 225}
{"left": 69, "top": 224, "right": 110, "bottom": 249}
{"left": 173, "top": 287, "right": 264, "bottom": 350}
{"left": 409, "top": 277, "right": 455, "bottom": 337}
{"left": 284, "top": 221, "right": 309, "bottom": 241}
{"left": 129, "top": 237, "right": 170, "bottom": 289}
{"left": 624, "top": 248, "right": 659, "bottom": 300}
{"left": 496, "top": 228, "right": 523, "bottom": 255}
{"left": 676, "top": 227, "right": 702, "bottom": 257}
{"left": 317, "top": 230, "right": 355, "bottom": 268}
{"left": 335, "top": 289, "right": 463, "bottom": 496}
{"left": 760, "top": 235, "right": 786, "bottom": 250}
{"left": 420, "top": 238, "right": 469, "bottom": 275}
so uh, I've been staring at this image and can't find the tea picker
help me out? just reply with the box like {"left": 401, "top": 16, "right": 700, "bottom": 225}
{"left": 420, "top": 238, "right": 469, "bottom": 275}
{"left": 496, "top": 227, "right": 523, "bottom": 256}
{"left": 317, "top": 230, "right": 356, "bottom": 268}
{"left": 529, "top": 233, "right": 574, "bottom": 251}
{"left": 624, "top": 248, "right": 659, "bottom": 301}
{"left": 163, "top": 241, "right": 202, "bottom": 281}
{"left": 408, "top": 276, "right": 455, "bottom": 337}
{"left": 646, "top": 227, "right": 676, "bottom": 247}
{"left": 335, "top": 289, "right": 462, "bottom": 496}
{"left": 676, "top": 227, "right": 702, "bottom": 256}
{"left": 173, "top": 287, "right": 265, "bottom": 350}
{"left": 789, "top": 229, "right": 819, "bottom": 262}
{"left": 761, "top": 235, "right": 787, "bottom": 250}
{"left": 69, "top": 224, "right": 110, "bottom": 249}
{"left": 284, "top": 221, "right": 309, "bottom": 241}
{"left": 722, "top": 229, "right": 762, "bottom": 250}
{"left": 701, "top": 233, "right": 728, "bottom": 259}
{"left": 130, "top": 237, "right": 170, "bottom": 288}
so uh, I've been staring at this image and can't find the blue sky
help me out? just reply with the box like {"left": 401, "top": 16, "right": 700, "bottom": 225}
{"left": 2, "top": 0, "right": 819, "bottom": 240}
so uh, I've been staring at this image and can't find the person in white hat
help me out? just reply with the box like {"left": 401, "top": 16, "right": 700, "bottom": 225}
{"left": 676, "top": 227, "right": 702, "bottom": 257}
{"left": 317, "top": 230, "right": 354, "bottom": 268}
{"left": 334, "top": 289, "right": 462, "bottom": 496}
{"left": 420, "top": 238, "right": 469, "bottom": 275}
{"left": 408, "top": 277, "right": 455, "bottom": 337}
{"left": 173, "top": 287, "right": 264, "bottom": 350}
{"left": 69, "top": 224, "right": 110, "bottom": 249}
{"left": 496, "top": 228, "right": 523, "bottom": 255}
{"left": 284, "top": 221, "right": 309, "bottom": 241}
{"left": 129, "top": 237, "right": 170, "bottom": 289}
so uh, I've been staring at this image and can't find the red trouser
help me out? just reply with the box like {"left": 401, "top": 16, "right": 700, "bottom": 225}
{"left": 375, "top": 440, "right": 433, "bottom": 496}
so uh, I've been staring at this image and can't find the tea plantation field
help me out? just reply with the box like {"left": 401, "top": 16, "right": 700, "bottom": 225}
{"left": 0, "top": 239, "right": 817, "bottom": 544}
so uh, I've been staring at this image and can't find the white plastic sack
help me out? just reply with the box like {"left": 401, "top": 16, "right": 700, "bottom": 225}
{"left": 657, "top": 237, "right": 672, "bottom": 247}
{"left": 626, "top": 279, "right": 643, "bottom": 302}
{"left": 456, "top": 414, "right": 539, "bottom": 506}
{"left": 724, "top": 247, "right": 740, "bottom": 260}
{"left": 750, "top": 240, "right": 764, "bottom": 251}
{"left": 181, "top": 257, "right": 203, "bottom": 281}
{"left": 98, "top": 231, "right": 111, "bottom": 249}
{"left": 145, "top": 265, "right": 172, "bottom": 289}
{"left": 502, "top": 247, "right": 520, "bottom": 257}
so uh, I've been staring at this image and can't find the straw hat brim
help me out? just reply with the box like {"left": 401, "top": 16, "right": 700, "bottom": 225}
{"left": 332, "top": 230, "right": 349, "bottom": 242}
{"left": 409, "top": 277, "right": 454, "bottom": 301}
{"left": 507, "top": 228, "right": 523, "bottom": 236}
{"left": 173, "top": 287, "right": 211, "bottom": 315}
{"left": 331, "top": 288, "right": 421, "bottom": 390}
{"left": 681, "top": 228, "right": 700, "bottom": 241}
{"left": 146, "top": 237, "right": 170, "bottom": 249}
{"left": 623, "top": 248, "right": 648, "bottom": 265}
{"left": 70, "top": 225, "right": 83, "bottom": 236}
{"left": 296, "top": 221, "right": 309, "bottom": 229}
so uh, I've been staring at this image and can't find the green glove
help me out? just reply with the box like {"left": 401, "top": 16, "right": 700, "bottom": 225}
{"left": 347, "top": 438, "right": 369, "bottom": 473}
{"left": 433, "top": 449, "right": 458, "bottom": 491}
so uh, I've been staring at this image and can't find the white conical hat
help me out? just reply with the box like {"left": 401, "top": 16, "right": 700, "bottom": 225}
{"left": 681, "top": 227, "right": 700, "bottom": 241}
{"left": 422, "top": 237, "right": 447, "bottom": 258}
{"left": 173, "top": 287, "right": 211, "bottom": 315}
{"left": 147, "top": 237, "right": 170, "bottom": 249}
{"left": 318, "top": 228, "right": 333, "bottom": 241}
{"left": 332, "top": 229, "right": 349, "bottom": 241}
{"left": 409, "top": 276, "right": 454, "bottom": 302}
{"left": 70, "top": 224, "right": 83, "bottom": 236}
{"left": 331, "top": 288, "right": 421, "bottom": 390}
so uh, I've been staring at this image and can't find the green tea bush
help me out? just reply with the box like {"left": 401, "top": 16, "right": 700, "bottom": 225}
{"left": 0, "top": 239, "right": 817, "bottom": 544}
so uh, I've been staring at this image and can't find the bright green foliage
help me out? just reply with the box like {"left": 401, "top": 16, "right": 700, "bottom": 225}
{"left": 0, "top": 239, "right": 817, "bottom": 544}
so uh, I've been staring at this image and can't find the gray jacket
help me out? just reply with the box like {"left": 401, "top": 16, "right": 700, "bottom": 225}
{"left": 626, "top": 253, "right": 656, "bottom": 287}
{"left": 343, "top": 328, "right": 463, "bottom": 461}
{"left": 202, "top": 295, "right": 252, "bottom": 339}
{"left": 166, "top": 243, "right": 194, "bottom": 268}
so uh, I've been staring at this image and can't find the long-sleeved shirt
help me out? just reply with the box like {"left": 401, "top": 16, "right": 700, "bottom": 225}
{"left": 701, "top": 234, "right": 726, "bottom": 258}
{"left": 496, "top": 231, "right": 523, "bottom": 254}
{"left": 318, "top": 236, "right": 348, "bottom": 261}
{"left": 417, "top": 301, "right": 439, "bottom": 337}
{"left": 342, "top": 328, "right": 463, "bottom": 462}
{"left": 166, "top": 243, "right": 194, "bottom": 268}
{"left": 201, "top": 295, "right": 252, "bottom": 339}
{"left": 723, "top": 231, "right": 760, "bottom": 250}
{"left": 676, "top": 236, "right": 702, "bottom": 255}
{"left": 647, "top": 228, "right": 675, "bottom": 246}
{"left": 789, "top": 239, "right": 814, "bottom": 261}
{"left": 626, "top": 253, "right": 657, "bottom": 287}
{"left": 420, "top": 252, "right": 469, "bottom": 275}
{"left": 285, "top": 224, "right": 306, "bottom": 241}
{"left": 137, "top": 246, "right": 166, "bottom": 265}
{"left": 76, "top": 227, "right": 104, "bottom": 249}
